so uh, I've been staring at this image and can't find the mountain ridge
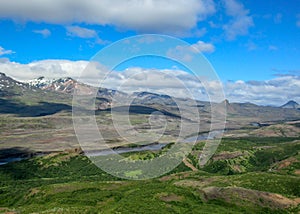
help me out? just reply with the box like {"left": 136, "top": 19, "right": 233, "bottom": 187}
{"left": 1, "top": 73, "right": 300, "bottom": 122}
{"left": 281, "top": 100, "right": 300, "bottom": 109}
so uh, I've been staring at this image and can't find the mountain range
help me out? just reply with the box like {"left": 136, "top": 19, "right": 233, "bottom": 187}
{"left": 26, "top": 75, "right": 299, "bottom": 108}
{"left": 0, "top": 73, "right": 299, "bottom": 125}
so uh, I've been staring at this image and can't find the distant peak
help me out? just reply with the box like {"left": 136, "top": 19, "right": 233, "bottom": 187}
{"left": 286, "top": 100, "right": 298, "bottom": 104}
{"left": 221, "top": 99, "right": 230, "bottom": 105}
{"left": 37, "top": 76, "right": 45, "bottom": 80}
{"left": 0, "top": 72, "right": 6, "bottom": 77}
{"left": 281, "top": 100, "right": 299, "bottom": 109}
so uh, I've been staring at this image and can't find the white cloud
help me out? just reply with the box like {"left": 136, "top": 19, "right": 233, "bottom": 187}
{"left": 0, "top": 59, "right": 89, "bottom": 81}
{"left": 33, "top": 29, "right": 51, "bottom": 37}
{"left": 66, "top": 26, "right": 108, "bottom": 44}
{"left": 0, "top": 58, "right": 10, "bottom": 63}
{"left": 225, "top": 76, "right": 300, "bottom": 106}
{"left": 1, "top": 59, "right": 299, "bottom": 106}
{"left": 223, "top": 0, "right": 246, "bottom": 17}
{"left": 191, "top": 41, "right": 215, "bottom": 53}
{"left": 167, "top": 40, "right": 215, "bottom": 62}
{"left": 0, "top": 46, "right": 14, "bottom": 56}
{"left": 0, "top": 0, "right": 216, "bottom": 35}
{"left": 222, "top": 0, "right": 254, "bottom": 40}
{"left": 66, "top": 26, "right": 97, "bottom": 39}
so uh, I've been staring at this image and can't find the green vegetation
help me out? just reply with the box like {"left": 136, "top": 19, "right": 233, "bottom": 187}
{"left": 0, "top": 136, "right": 299, "bottom": 213}
{"left": 196, "top": 137, "right": 300, "bottom": 175}
{"left": 1, "top": 68, "right": 300, "bottom": 213}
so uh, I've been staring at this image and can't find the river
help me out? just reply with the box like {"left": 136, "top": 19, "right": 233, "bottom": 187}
{"left": 0, "top": 130, "right": 223, "bottom": 165}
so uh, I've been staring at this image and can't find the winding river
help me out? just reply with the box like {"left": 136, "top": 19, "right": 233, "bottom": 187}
{"left": 0, "top": 130, "right": 223, "bottom": 165}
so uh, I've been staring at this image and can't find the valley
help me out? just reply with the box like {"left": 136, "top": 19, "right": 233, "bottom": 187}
{"left": 0, "top": 73, "right": 300, "bottom": 213}
{"left": 1, "top": 2, "right": 299, "bottom": 213}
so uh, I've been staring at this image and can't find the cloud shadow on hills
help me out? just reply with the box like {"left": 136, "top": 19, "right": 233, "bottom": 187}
{"left": 0, "top": 147, "right": 34, "bottom": 159}
{"left": 0, "top": 98, "right": 71, "bottom": 117}
{"left": 102, "top": 105, "right": 182, "bottom": 119}
{"left": 0, "top": 147, "right": 40, "bottom": 180}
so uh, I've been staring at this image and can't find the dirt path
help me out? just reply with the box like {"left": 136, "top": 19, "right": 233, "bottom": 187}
{"left": 183, "top": 158, "right": 198, "bottom": 171}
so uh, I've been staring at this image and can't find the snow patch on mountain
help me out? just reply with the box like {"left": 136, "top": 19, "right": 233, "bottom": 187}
{"left": 27, "top": 76, "right": 80, "bottom": 94}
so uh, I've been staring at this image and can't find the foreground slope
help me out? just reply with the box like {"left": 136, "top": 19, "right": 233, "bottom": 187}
{"left": 0, "top": 136, "right": 299, "bottom": 213}
{"left": 1, "top": 73, "right": 300, "bottom": 213}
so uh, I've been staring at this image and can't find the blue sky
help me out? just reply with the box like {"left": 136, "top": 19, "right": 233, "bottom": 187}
{"left": 0, "top": 0, "right": 299, "bottom": 105}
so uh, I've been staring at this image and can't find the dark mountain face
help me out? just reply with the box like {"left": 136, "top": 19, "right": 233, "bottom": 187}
{"left": 0, "top": 73, "right": 72, "bottom": 117}
{"left": 281, "top": 100, "right": 300, "bottom": 109}
{"left": 131, "top": 91, "right": 176, "bottom": 106}
{"left": 0, "top": 72, "right": 31, "bottom": 97}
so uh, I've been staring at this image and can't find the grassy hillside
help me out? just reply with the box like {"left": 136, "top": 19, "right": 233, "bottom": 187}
{"left": 0, "top": 137, "right": 299, "bottom": 213}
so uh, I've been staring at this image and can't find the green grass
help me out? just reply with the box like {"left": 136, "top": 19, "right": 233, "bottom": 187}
{"left": 0, "top": 175, "right": 280, "bottom": 213}
{"left": 0, "top": 137, "right": 299, "bottom": 213}
{"left": 196, "top": 137, "right": 300, "bottom": 175}
{"left": 217, "top": 137, "right": 300, "bottom": 152}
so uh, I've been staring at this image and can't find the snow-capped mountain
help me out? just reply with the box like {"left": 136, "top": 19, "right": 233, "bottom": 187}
{"left": 26, "top": 76, "right": 128, "bottom": 110}
{"left": 27, "top": 76, "right": 127, "bottom": 99}
{"left": 27, "top": 76, "right": 82, "bottom": 94}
